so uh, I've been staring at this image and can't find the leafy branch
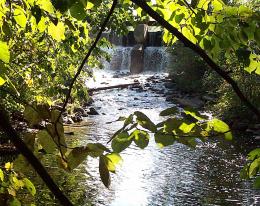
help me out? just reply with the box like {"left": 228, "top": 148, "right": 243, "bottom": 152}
{"left": 130, "top": 0, "right": 260, "bottom": 119}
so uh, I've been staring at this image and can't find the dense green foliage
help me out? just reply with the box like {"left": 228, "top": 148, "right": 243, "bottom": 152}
{"left": 0, "top": 0, "right": 259, "bottom": 205}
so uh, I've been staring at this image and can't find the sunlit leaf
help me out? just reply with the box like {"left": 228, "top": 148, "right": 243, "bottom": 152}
{"left": 131, "top": 129, "right": 149, "bottom": 149}
{"left": 179, "top": 123, "right": 195, "bottom": 133}
{"left": 0, "top": 77, "right": 6, "bottom": 86}
{"left": 0, "top": 41, "right": 10, "bottom": 63}
{"left": 248, "top": 148, "right": 260, "bottom": 161}
{"left": 112, "top": 132, "right": 133, "bottom": 153}
{"left": 23, "top": 178, "right": 36, "bottom": 196}
{"left": 209, "top": 119, "right": 232, "bottom": 140}
{"left": 0, "top": 169, "right": 4, "bottom": 181}
{"left": 48, "top": 22, "right": 66, "bottom": 42}
{"left": 14, "top": 7, "right": 27, "bottom": 28}
{"left": 249, "top": 158, "right": 260, "bottom": 178}
{"left": 36, "top": 0, "right": 55, "bottom": 13}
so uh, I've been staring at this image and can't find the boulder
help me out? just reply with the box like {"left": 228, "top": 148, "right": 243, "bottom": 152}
{"left": 87, "top": 107, "right": 99, "bottom": 115}
{"left": 173, "top": 97, "right": 204, "bottom": 109}
{"left": 130, "top": 44, "right": 144, "bottom": 74}
{"left": 71, "top": 113, "right": 83, "bottom": 122}
{"left": 134, "top": 24, "right": 148, "bottom": 44}
{"left": 73, "top": 107, "right": 85, "bottom": 114}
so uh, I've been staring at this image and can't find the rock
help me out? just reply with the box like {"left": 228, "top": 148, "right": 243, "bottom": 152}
{"left": 173, "top": 97, "right": 204, "bottom": 109}
{"left": 81, "top": 112, "right": 88, "bottom": 117}
{"left": 73, "top": 107, "right": 85, "bottom": 114}
{"left": 64, "top": 116, "right": 74, "bottom": 124}
{"left": 83, "top": 97, "right": 94, "bottom": 107}
{"left": 202, "top": 95, "right": 215, "bottom": 102}
{"left": 133, "top": 24, "right": 148, "bottom": 44}
{"left": 71, "top": 113, "right": 83, "bottom": 122}
{"left": 164, "top": 82, "right": 176, "bottom": 89}
{"left": 87, "top": 107, "right": 99, "bottom": 115}
{"left": 255, "top": 136, "right": 260, "bottom": 140}
{"left": 130, "top": 44, "right": 144, "bottom": 74}
{"left": 166, "top": 95, "right": 174, "bottom": 101}
{"left": 134, "top": 97, "right": 139, "bottom": 100}
{"left": 65, "top": 132, "right": 74, "bottom": 135}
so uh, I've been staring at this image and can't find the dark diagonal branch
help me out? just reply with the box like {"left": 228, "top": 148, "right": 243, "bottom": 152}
{"left": 60, "top": 0, "right": 118, "bottom": 113}
{"left": 0, "top": 107, "right": 74, "bottom": 206}
{"left": 130, "top": 0, "right": 260, "bottom": 119}
{"left": 54, "top": 0, "right": 118, "bottom": 161}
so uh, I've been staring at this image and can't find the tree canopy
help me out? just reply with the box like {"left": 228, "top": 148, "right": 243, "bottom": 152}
{"left": 0, "top": 0, "right": 259, "bottom": 205}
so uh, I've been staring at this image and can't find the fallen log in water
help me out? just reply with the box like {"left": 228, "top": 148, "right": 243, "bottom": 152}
{"left": 88, "top": 82, "right": 140, "bottom": 93}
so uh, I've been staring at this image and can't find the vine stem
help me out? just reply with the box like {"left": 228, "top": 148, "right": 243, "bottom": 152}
{"left": 130, "top": 0, "right": 260, "bottom": 119}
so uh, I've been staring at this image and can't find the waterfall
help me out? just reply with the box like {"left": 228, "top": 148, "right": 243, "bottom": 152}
{"left": 104, "top": 46, "right": 170, "bottom": 72}
{"left": 144, "top": 47, "right": 169, "bottom": 71}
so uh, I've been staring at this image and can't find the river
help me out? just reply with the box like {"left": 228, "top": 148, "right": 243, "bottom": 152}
{"left": 29, "top": 68, "right": 259, "bottom": 206}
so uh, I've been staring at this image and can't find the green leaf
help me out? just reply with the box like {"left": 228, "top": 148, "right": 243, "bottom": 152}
{"left": 248, "top": 148, "right": 260, "bottom": 161}
{"left": 0, "top": 77, "right": 6, "bottom": 86}
{"left": 238, "top": 5, "right": 252, "bottom": 16}
{"left": 46, "top": 123, "right": 67, "bottom": 154}
{"left": 69, "top": 2, "right": 86, "bottom": 20}
{"left": 36, "top": 0, "right": 55, "bottom": 13}
{"left": 13, "top": 7, "right": 27, "bottom": 28}
{"left": 209, "top": 119, "right": 232, "bottom": 140}
{"left": 254, "top": 177, "right": 260, "bottom": 189}
{"left": 103, "top": 153, "right": 122, "bottom": 173}
{"left": 8, "top": 198, "right": 21, "bottom": 206}
{"left": 0, "top": 41, "right": 10, "bottom": 63}
{"left": 0, "top": 169, "right": 4, "bottom": 181}
{"left": 240, "top": 164, "right": 249, "bottom": 179}
{"left": 48, "top": 22, "right": 66, "bottom": 42}
{"left": 134, "top": 111, "right": 157, "bottom": 132}
{"left": 179, "top": 123, "right": 195, "bottom": 133}
{"left": 163, "top": 118, "right": 183, "bottom": 133}
{"left": 202, "top": 38, "right": 212, "bottom": 50}
{"left": 37, "top": 130, "right": 57, "bottom": 153}
{"left": 23, "top": 178, "right": 36, "bottom": 196}
{"left": 87, "top": 143, "right": 110, "bottom": 157}
{"left": 24, "top": 106, "right": 41, "bottom": 126}
{"left": 155, "top": 132, "right": 175, "bottom": 148}
{"left": 112, "top": 132, "right": 133, "bottom": 153}
{"left": 86, "top": 2, "right": 94, "bottom": 9}
{"left": 159, "top": 106, "right": 179, "bottom": 116}
{"left": 212, "top": 0, "right": 223, "bottom": 11}
{"left": 132, "top": 130, "right": 149, "bottom": 149}
{"left": 249, "top": 158, "right": 260, "bottom": 177}
{"left": 23, "top": 132, "right": 36, "bottom": 151}
{"left": 99, "top": 155, "right": 111, "bottom": 188}
{"left": 67, "top": 146, "right": 90, "bottom": 170}
{"left": 175, "top": 13, "right": 185, "bottom": 24}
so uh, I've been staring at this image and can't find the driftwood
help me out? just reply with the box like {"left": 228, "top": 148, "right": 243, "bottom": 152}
{"left": 88, "top": 82, "right": 140, "bottom": 93}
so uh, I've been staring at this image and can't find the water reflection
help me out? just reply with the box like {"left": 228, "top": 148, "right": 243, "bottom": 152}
{"left": 13, "top": 72, "right": 260, "bottom": 205}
